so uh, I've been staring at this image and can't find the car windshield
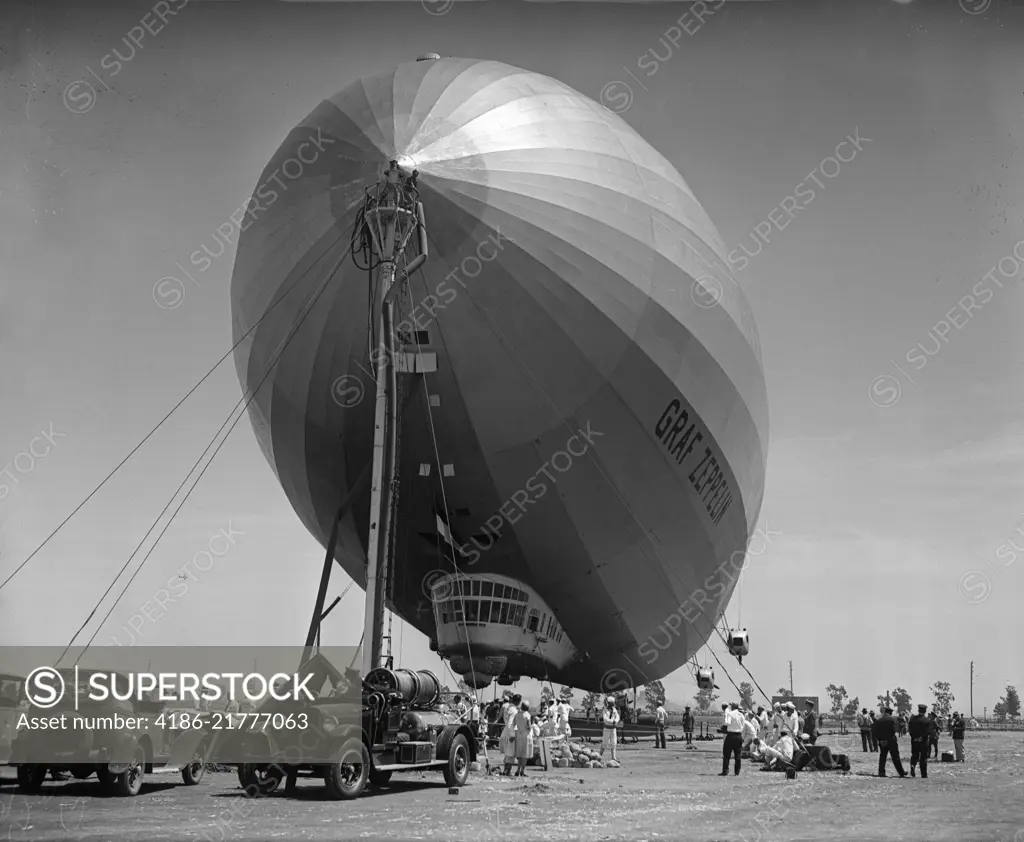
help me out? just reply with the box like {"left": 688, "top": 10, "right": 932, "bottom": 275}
{"left": 0, "top": 676, "right": 24, "bottom": 707}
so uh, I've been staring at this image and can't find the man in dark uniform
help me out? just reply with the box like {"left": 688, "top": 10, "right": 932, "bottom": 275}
{"left": 872, "top": 706, "right": 906, "bottom": 778}
{"left": 908, "top": 703, "right": 931, "bottom": 778}
{"left": 682, "top": 705, "right": 695, "bottom": 746}
{"left": 803, "top": 700, "right": 819, "bottom": 745}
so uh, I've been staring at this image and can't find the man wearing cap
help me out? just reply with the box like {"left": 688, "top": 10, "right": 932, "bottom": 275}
{"left": 908, "top": 703, "right": 931, "bottom": 778}
{"left": 720, "top": 702, "right": 744, "bottom": 776}
{"left": 785, "top": 702, "right": 800, "bottom": 739}
{"left": 771, "top": 702, "right": 786, "bottom": 740}
{"left": 802, "top": 700, "right": 819, "bottom": 745}
{"left": 654, "top": 698, "right": 668, "bottom": 749}
{"left": 756, "top": 705, "right": 769, "bottom": 739}
{"left": 857, "top": 707, "right": 872, "bottom": 752}
{"left": 872, "top": 706, "right": 906, "bottom": 777}
{"left": 868, "top": 711, "right": 878, "bottom": 751}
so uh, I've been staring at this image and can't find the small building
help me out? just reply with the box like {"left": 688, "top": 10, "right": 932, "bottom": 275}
{"left": 771, "top": 695, "right": 819, "bottom": 714}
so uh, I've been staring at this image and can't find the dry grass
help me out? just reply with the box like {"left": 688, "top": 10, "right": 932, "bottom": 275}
{"left": 2, "top": 730, "right": 1022, "bottom": 841}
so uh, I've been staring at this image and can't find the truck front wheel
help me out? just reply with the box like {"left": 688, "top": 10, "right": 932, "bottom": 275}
{"left": 324, "top": 741, "right": 369, "bottom": 800}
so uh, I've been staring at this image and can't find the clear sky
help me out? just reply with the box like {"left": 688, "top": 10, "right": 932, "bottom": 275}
{"left": 1, "top": 0, "right": 1021, "bottom": 717}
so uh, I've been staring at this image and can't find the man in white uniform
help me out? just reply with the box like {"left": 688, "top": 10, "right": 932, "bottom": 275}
{"left": 600, "top": 696, "right": 620, "bottom": 762}
{"left": 556, "top": 698, "right": 572, "bottom": 737}
{"left": 720, "top": 702, "right": 745, "bottom": 776}
{"left": 741, "top": 711, "right": 759, "bottom": 753}
{"left": 785, "top": 702, "right": 800, "bottom": 738}
{"left": 757, "top": 705, "right": 770, "bottom": 738}
{"left": 759, "top": 729, "right": 795, "bottom": 770}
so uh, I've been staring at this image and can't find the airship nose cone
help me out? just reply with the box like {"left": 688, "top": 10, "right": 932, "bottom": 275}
{"left": 396, "top": 153, "right": 417, "bottom": 175}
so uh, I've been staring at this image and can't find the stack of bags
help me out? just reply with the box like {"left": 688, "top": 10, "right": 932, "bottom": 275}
{"left": 549, "top": 741, "right": 620, "bottom": 769}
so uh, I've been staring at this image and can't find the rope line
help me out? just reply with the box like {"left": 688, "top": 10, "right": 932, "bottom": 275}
{"left": 59, "top": 242, "right": 352, "bottom": 666}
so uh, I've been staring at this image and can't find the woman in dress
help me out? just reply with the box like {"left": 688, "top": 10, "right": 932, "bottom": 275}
{"left": 501, "top": 694, "right": 521, "bottom": 775}
{"left": 513, "top": 700, "right": 534, "bottom": 777}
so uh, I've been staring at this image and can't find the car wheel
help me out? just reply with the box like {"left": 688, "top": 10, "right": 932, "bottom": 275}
{"left": 238, "top": 763, "right": 283, "bottom": 796}
{"left": 181, "top": 759, "right": 205, "bottom": 785}
{"left": 324, "top": 741, "right": 368, "bottom": 800}
{"left": 16, "top": 765, "right": 47, "bottom": 793}
{"left": 112, "top": 745, "right": 146, "bottom": 797}
{"left": 443, "top": 735, "right": 470, "bottom": 787}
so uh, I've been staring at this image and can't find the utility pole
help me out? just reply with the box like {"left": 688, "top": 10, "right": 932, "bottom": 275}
{"left": 970, "top": 661, "right": 974, "bottom": 718}
{"left": 789, "top": 661, "right": 794, "bottom": 695}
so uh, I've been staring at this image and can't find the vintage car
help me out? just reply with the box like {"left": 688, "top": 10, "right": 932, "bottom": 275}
{"left": 10, "top": 668, "right": 205, "bottom": 797}
{"left": 0, "top": 673, "right": 27, "bottom": 765}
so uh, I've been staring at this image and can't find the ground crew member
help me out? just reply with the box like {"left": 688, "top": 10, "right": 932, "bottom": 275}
{"left": 803, "top": 700, "right": 819, "bottom": 745}
{"left": 908, "top": 703, "right": 930, "bottom": 778}
{"left": 759, "top": 728, "right": 795, "bottom": 770}
{"left": 720, "top": 702, "right": 744, "bottom": 776}
{"left": 872, "top": 706, "right": 906, "bottom": 778}
{"left": 600, "top": 696, "right": 620, "bottom": 763}
{"left": 951, "top": 712, "right": 966, "bottom": 762}
{"left": 682, "top": 705, "right": 695, "bottom": 746}
{"left": 771, "top": 702, "right": 786, "bottom": 739}
{"left": 555, "top": 697, "right": 571, "bottom": 737}
{"left": 785, "top": 702, "right": 800, "bottom": 738}
{"left": 928, "top": 711, "right": 940, "bottom": 759}
{"left": 655, "top": 698, "right": 668, "bottom": 749}
{"left": 756, "top": 705, "right": 769, "bottom": 738}
{"left": 857, "top": 708, "right": 872, "bottom": 752}
{"left": 741, "top": 710, "right": 758, "bottom": 753}
{"left": 868, "top": 711, "right": 878, "bottom": 751}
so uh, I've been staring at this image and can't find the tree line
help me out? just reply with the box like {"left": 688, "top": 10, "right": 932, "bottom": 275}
{"left": 439, "top": 678, "right": 1020, "bottom": 721}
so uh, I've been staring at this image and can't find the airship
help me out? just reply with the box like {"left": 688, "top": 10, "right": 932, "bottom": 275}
{"left": 229, "top": 56, "right": 768, "bottom": 692}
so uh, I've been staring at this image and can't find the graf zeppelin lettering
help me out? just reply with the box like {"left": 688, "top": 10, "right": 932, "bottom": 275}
{"left": 653, "top": 398, "right": 733, "bottom": 526}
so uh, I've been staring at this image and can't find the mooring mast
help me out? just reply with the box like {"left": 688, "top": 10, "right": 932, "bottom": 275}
{"left": 302, "top": 157, "right": 427, "bottom": 673}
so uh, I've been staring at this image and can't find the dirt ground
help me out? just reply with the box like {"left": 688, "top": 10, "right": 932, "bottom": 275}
{"left": 2, "top": 730, "right": 1022, "bottom": 842}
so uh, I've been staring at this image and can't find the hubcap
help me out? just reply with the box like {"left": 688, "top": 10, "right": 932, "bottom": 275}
{"left": 341, "top": 763, "right": 361, "bottom": 788}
